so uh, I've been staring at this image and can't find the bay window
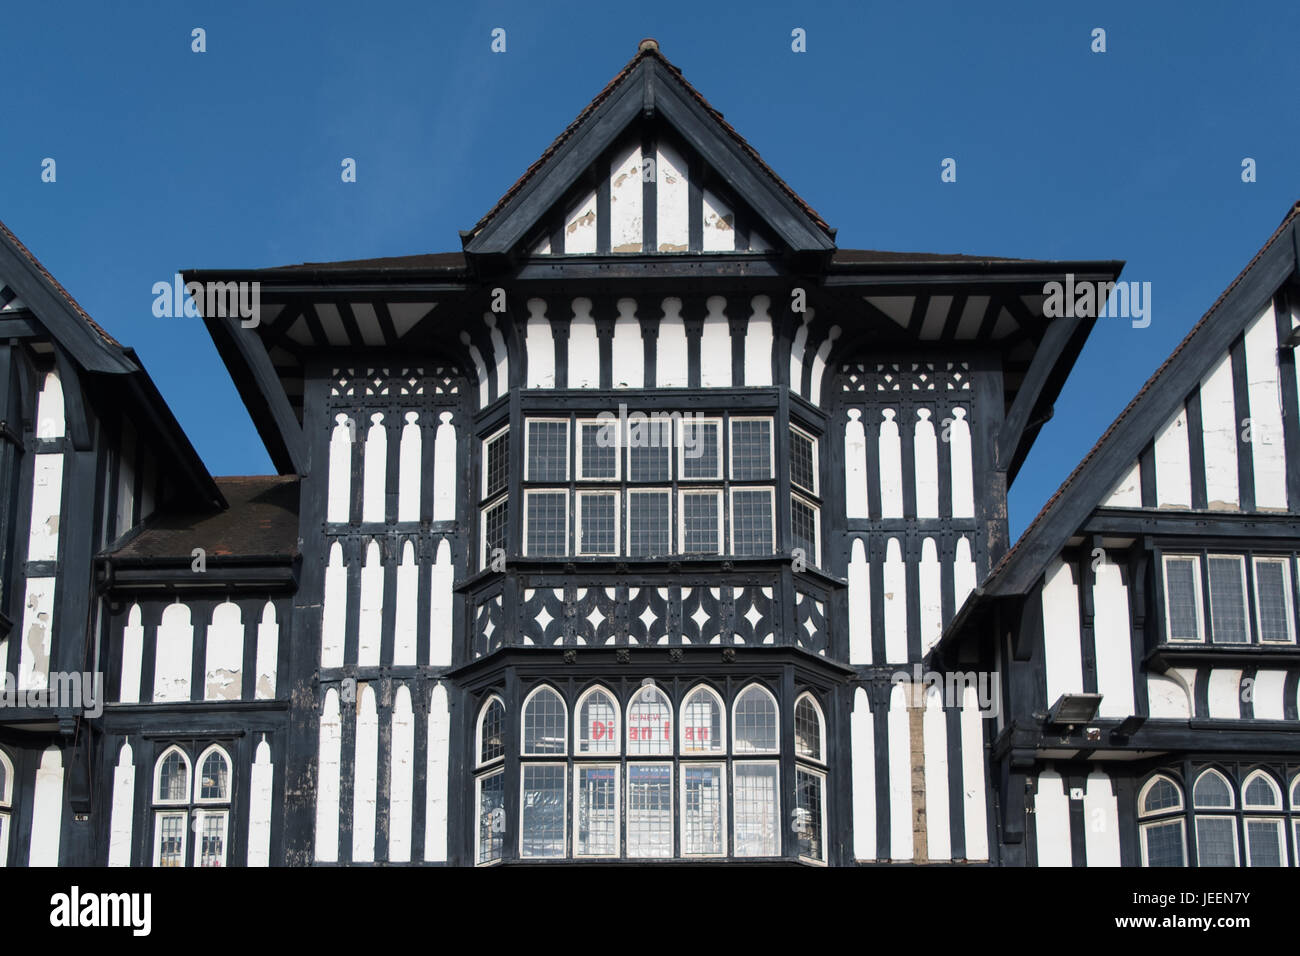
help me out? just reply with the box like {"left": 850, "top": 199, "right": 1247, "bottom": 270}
{"left": 1161, "top": 551, "right": 1299, "bottom": 645}
{"left": 151, "top": 744, "right": 232, "bottom": 867}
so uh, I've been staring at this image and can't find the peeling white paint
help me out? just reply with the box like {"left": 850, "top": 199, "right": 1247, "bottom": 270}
{"left": 255, "top": 601, "right": 279, "bottom": 699}
{"left": 152, "top": 602, "right": 193, "bottom": 703}
{"left": 314, "top": 689, "right": 341, "bottom": 862}
{"left": 119, "top": 604, "right": 144, "bottom": 703}
{"left": 28, "top": 745, "right": 63, "bottom": 866}
{"left": 321, "top": 543, "right": 347, "bottom": 668}
{"left": 107, "top": 740, "right": 134, "bottom": 867}
{"left": 247, "top": 737, "right": 274, "bottom": 866}
{"left": 204, "top": 601, "right": 243, "bottom": 701}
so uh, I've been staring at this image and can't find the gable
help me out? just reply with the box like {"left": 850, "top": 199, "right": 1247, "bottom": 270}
{"left": 463, "top": 40, "right": 834, "bottom": 262}
{"left": 982, "top": 201, "right": 1300, "bottom": 599}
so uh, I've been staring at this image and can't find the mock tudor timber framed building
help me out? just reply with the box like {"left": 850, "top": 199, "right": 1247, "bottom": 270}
{"left": 0, "top": 40, "right": 1296, "bottom": 867}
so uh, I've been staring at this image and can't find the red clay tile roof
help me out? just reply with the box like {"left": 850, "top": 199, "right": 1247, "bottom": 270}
{"left": 110, "top": 475, "right": 299, "bottom": 561}
{"left": 465, "top": 42, "right": 833, "bottom": 244}
{"left": 0, "top": 217, "right": 123, "bottom": 348}
{"left": 983, "top": 200, "right": 1300, "bottom": 591}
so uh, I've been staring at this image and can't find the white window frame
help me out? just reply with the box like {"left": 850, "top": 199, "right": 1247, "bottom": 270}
{"left": 728, "top": 486, "right": 776, "bottom": 557}
{"left": 626, "top": 488, "right": 673, "bottom": 558}
{"left": 679, "top": 761, "right": 727, "bottom": 858}
{"left": 573, "top": 762, "right": 622, "bottom": 859}
{"left": 576, "top": 419, "right": 621, "bottom": 481}
{"left": 790, "top": 493, "right": 821, "bottom": 567}
{"left": 731, "top": 759, "right": 781, "bottom": 859}
{"left": 626, "top": 686, "right": 673, "bottom": 757}
{"left": 153, "top": 746, "right": 192, "bottom": 806}
{"left": 575, "top": 489, "right": 620, "bottom": 556}
{"left": 479, "top": 496, "right": 509, "bottom": 571}
{"left": 1252, "top": 556, "right": 1296, "bottom": 644}
{"left": 794, "top": 692, "right": 826, "bottom": 764}
{"left": 1137, "top": 775, "right": 1187, "bottom": 868}
{"left": 1206, "top": 553, "right": 1250, "bottom": 645}
{"left": 519, "top": 763, "right": 568, "bottom": 860}
{"left": 794, "top": 765, "right": 828, "bottom": 865}
{"left": 1194, "top": 815, "right": 1240, "bottom": 866}
{"left": 625, "top": 762, "right": 674, "bottom": 859}
{"left": 1162, "top": 554, "right": 1205, "bottom": 643}
{"left": 727, "top": 416, "right": 774, "bottom": 480}
{"left": 481, "top": 425, "right": 509, "bottom": 499}
{"left": 520, "top": 685, "right": 568, "bottom": 757}
{"left": 575, "top": 684, "right": 622, "bottom": 756}
{"left": 476, "top": 695, "right": 506, "bottom": 769}
{"left": 677, "top": 417, "right": 722, "bottom": 481}
{"left": 474, "top": 768, "right": 506, "bottom": 866}
{"left": 732, "top": 683, "right": 780, "bottom": 755}
{"left": 1242, "top": 770, "right": 1282, "bottom": 810}
{"left": 523, "top": 417, "right": 570, "bottom": 482}
{"left": 679, "top": 684, "right": 726, "bottom": 755}
{"left": 677, "top": 488, "right": 723, "bottom": 555}
{"left": 193, "top": 807, "right": 230, "bottom": 867}
{"left": 152, "top": 809, "right": 189, "bottom": 868}
{"left": 194, "top": 745, "right": 232, "bottom": 805}
{"left": 1242, "top": 816, "right": 1287, "bottom": 867}
{"left": 789, "top": 424, "right": 820, "bottom": 496}
{"left": 522, "top": 488, "right": 570, "bottom": 557}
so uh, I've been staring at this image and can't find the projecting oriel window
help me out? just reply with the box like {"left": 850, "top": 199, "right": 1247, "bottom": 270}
{"left": 479, "top": 425, "right": 510, "bottom": 570}
{"left": 152, "top": 745, "right": 231, "bottom": 867}
{"left": 1253, "top": 557, "right": 1296, "bottom": 644}
{"left": 1162, "top": 555, "right": 1203, "bottom": 642}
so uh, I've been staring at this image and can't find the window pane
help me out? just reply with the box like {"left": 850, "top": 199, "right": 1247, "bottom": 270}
{"left": 575, "top": 765, "right": 619, "bottom": 857}
{"left": 199, "top": 752, "right": 229, "bottom": 800}
{"left": 1141, "top": 820, "right": 1186, "bottom": 866}
{"left": 730, "top": 419, "right": 772, "bottom": 480}
{"left": 791, "top": 496, "right": 818, "bottom": 564}
{"left": 525, "top": 491, "right": 567, "bottom": 556}
{"left": 0, "top": 760, "right": 7, "bottom": 803}
{"left": 579, "top": 421, "right": 619, "bottom": 479}
{"left": 731, "top": 489, "right": 774, "bottom": 556}
{"left": 526, "top": 420, "right": 568, "bottom": 481}
{"left": 1195, "top": 817, "right": 1238, "bottom": 866}
{"left": 1194, "top": 772, "right": 1233, "bottom": 809}
{"left": 681, "top": 688, "right": 723, "bottom": 754}
{"left": 521, "top": 765, "right": 566, "bottom": 858}
{"left": 1208, "top": 556, "right": 1248, "bottom": 644}
{"left": 681, "top": 765, "right": 724, "bottom": 856}
{"left": 156, "top": 812, "right": 187, "bottom": 867}
{"left": 680, "top": 420, "right": 720, "bottom": 479}
{"left": 523, "top": 688, "right": 566, "bottom": 755}
{"left": 628, "top": 421, "right": 672, "bottom": 481}
{"left": 1143, "top": 777, "right": 1182, "bottom": 814}
{"left": 1243, "top": 774, "right": 1280, "bottom": 809}
{"left": 796, "top": 768, "right": 825, "bottom": 861}
{"left": 627, "top": 690, "right": 672, "bottom": 756}
{"left": 482, "top": 498, "right": 508, "bottom": 562}
{"left": 627, "top": 490, "right": 671, "bottom": 557}
{"left": 158, "top": 752, "right": 188, "bottom": 802}
{"left": 577, "top": 689, "right": 619, "bottom": 755}
{"left": 476, "top": 770, "right": 505, "bottom": 864}
{"left": 680, "top": 491, "right": 720, "bottom": 554}
{"left": 1165, "top": 557, "right": 1200, "bottom": 641}
{"left": 733, "top": 686, "right": 777, "bottom": 753}
{"left": 733, "top": 763, "right": 780, "bottom": 857}
{"left": 627, "top": 764, "right": 672, "bottom": 858}
{"left": 578, "top": 492, "right": 618, "bottom": 555}
{"left": 479, "top": 699, "right": 505, "bottom": 765}
{"left": 1245, "top": 819, "right": 1284, "bottom": 867}
{"left": 197, "top": 812, "right": 228, "bottom": 867}
{"left": 790, "top": 428, "right": 817, "bottom": 495}
{"left": 1254, "top": 559, "right": 1293, "bottom": 643}
{"left": 484, "top": 430, "right": 509, "bottom": 499}
{"left": 795, "top": 697, "right": 822, "bottom": 761}
{"left": 0, "top": 814, "right": 7, "bottom": 867}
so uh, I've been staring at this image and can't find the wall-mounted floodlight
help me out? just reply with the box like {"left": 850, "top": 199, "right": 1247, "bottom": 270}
{"left": 1045, "top": 693, "right": 1103, "bottom": 726}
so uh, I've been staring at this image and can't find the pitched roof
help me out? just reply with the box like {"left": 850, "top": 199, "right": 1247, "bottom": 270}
{"left": 980, "top": 200, "right": 1300, "bottom": 599}
{"left": 108, "top": 476, "right": 298, "bottom": 562}
{"left": 463, "top": 40, "right": 833, "bottom": 253}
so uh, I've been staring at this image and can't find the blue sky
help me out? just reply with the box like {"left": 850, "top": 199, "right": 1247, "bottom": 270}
{"left": 2, "top": 0, "right": 1297, "bottom": 537}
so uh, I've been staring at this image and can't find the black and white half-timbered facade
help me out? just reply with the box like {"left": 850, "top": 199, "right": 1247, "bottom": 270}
{"left": 0, "top": 40, "right": 1296, "bottom": 868}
